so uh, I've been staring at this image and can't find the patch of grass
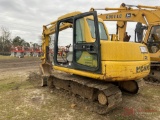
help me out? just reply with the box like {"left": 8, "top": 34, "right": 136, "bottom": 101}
{"left": 0, "top": 55, "right": 15, "bottom": 60}
{"left": 0, "top": 76, "right": 21, "bottom": 91}
{"left": 0, "top": 76, "right": 34, "bottom": 92}
{"left": 0, "top": 81, "right": 19, "bottom": 91}
{"left": 0, "top": 55, "right": 40, "bottom": 61}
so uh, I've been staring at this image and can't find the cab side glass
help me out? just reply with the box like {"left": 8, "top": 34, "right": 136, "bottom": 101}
{"left": 75, "top": 16, "right": 98, "bottom": 68}
{"left": 147, "top": 25, "right": 160, "bottom": 53}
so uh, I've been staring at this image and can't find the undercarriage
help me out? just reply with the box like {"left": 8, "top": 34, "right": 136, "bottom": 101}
{"left": 41, "top": 70, "right": 143, "bottom": 114}
{"left": 144, "top": 62, "right": 160, "bottom": 86}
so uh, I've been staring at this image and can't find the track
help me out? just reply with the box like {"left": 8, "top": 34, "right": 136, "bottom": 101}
{"left": 144, "top": 75, "right": 160, "bottom": 86}
{"left": 46, "top": 70, "right": 122, "bottom": 114}
{"left": 144, "top": 63, "right": 160, "bottom": 86}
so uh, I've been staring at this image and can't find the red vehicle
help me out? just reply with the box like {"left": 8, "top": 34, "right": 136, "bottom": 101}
{"left": 33, "top": 47, "right": 42, "bottom": 57}
{"left": 25, "top": 47, "right": 34, "bottom": 57}
{"left": 10, "top": 46, "right": 24, "bottom": 58}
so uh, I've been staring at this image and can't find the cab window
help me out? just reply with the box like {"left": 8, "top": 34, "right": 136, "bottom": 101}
{"left": 148, "top": 25, "right": 160, "bottom": 42}
{"left": 87, "top": 19, "right": 108, "bottom": 40}
{"left": 147, "top": 25, "right": 160, "bottom": 53}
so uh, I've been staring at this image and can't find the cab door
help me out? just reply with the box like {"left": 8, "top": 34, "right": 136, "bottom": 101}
{"left": 73, "top": 11, "right": 101, "bottom": 73}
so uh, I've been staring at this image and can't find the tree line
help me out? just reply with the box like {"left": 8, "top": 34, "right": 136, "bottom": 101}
{"left": 0, "top": 27, "right": 39, "bottom": 52}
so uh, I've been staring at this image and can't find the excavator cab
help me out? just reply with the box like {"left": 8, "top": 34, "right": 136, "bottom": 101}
{"left": 54, "top": 11, "right": 107, "bottom": 72}
{"left": 147, "top": 25, "right": 160, "bottom": 53}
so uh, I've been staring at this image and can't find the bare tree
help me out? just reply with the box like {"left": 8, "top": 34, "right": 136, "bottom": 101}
{"left": 0, "top": 27, "right": 12, "bottom": 52}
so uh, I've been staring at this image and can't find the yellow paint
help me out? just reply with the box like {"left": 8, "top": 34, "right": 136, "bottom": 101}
{"left": 101, "top": 41, "right": 149, "bottom": 61}
{"left": 53, "top": 40, "right": 150, "bottom": 81}
{"left": 53, "top": 59, "right": 150, "bottom": 81}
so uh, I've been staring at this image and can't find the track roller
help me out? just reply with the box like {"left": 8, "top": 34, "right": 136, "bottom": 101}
{"left": 98, "top": 91, "right": 108, "bottom": 105}
{"left": 118, "top": 79, "right": 144, "bottom": 94}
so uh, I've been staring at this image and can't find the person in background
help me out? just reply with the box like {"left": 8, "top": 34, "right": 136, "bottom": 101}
{"left": 123, "top": 32, "right": 131, "bottom": 42}
{"left": 135, "top": 22, "right": 147, "bottom": 42}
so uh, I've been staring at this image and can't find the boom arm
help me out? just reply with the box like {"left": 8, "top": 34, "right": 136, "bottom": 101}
{"left": 41, "top": 11, "right": 81, "bottom": 65}
{"left": 90, "top": 3, "right": 160, "bottom": 41}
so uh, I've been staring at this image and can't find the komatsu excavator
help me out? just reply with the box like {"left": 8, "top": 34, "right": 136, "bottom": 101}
{"left": 40, "top": 10, "right": 150, "bottom": 114}
{"left": 91, "top": 3, "right": 160, "bottom": 84}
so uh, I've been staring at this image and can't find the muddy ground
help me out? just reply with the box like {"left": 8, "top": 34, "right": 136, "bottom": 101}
{"left": 0, "top": 56, "right": 159, "bottom": 120}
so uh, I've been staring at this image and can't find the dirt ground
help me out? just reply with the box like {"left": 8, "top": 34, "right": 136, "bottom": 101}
{"left": 0, "top": 56, "right": 160, "bottom": 120}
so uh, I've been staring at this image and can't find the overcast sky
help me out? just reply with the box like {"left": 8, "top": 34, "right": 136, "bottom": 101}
{"left": 0, "top": 0, "right": 159, "bottom": 44}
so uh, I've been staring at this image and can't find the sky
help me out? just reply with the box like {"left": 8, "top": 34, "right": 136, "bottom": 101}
{"left": 0, "top": 0, "right": 159, "bottom": 44}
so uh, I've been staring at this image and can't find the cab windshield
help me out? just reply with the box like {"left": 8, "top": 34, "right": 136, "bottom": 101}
{"left": 147, "top": 25, "right": 160, "bottom": 53}
{"left": 148, "top": 25, "right": 160, "bottom": 42}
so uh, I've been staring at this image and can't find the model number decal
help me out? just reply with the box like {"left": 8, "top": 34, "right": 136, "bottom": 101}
{"left": 136, "top": 65, "right": 150, "bottom": 73}
{"left": 106, "top": 14, "right": 122, "bottom": 19}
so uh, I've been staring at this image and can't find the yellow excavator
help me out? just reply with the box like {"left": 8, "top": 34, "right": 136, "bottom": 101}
{"left": 92, "top": 3, "right": 160, "bottom": 84}
{"left": 40, "top": 10, "right": 150, "bottom": 114}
